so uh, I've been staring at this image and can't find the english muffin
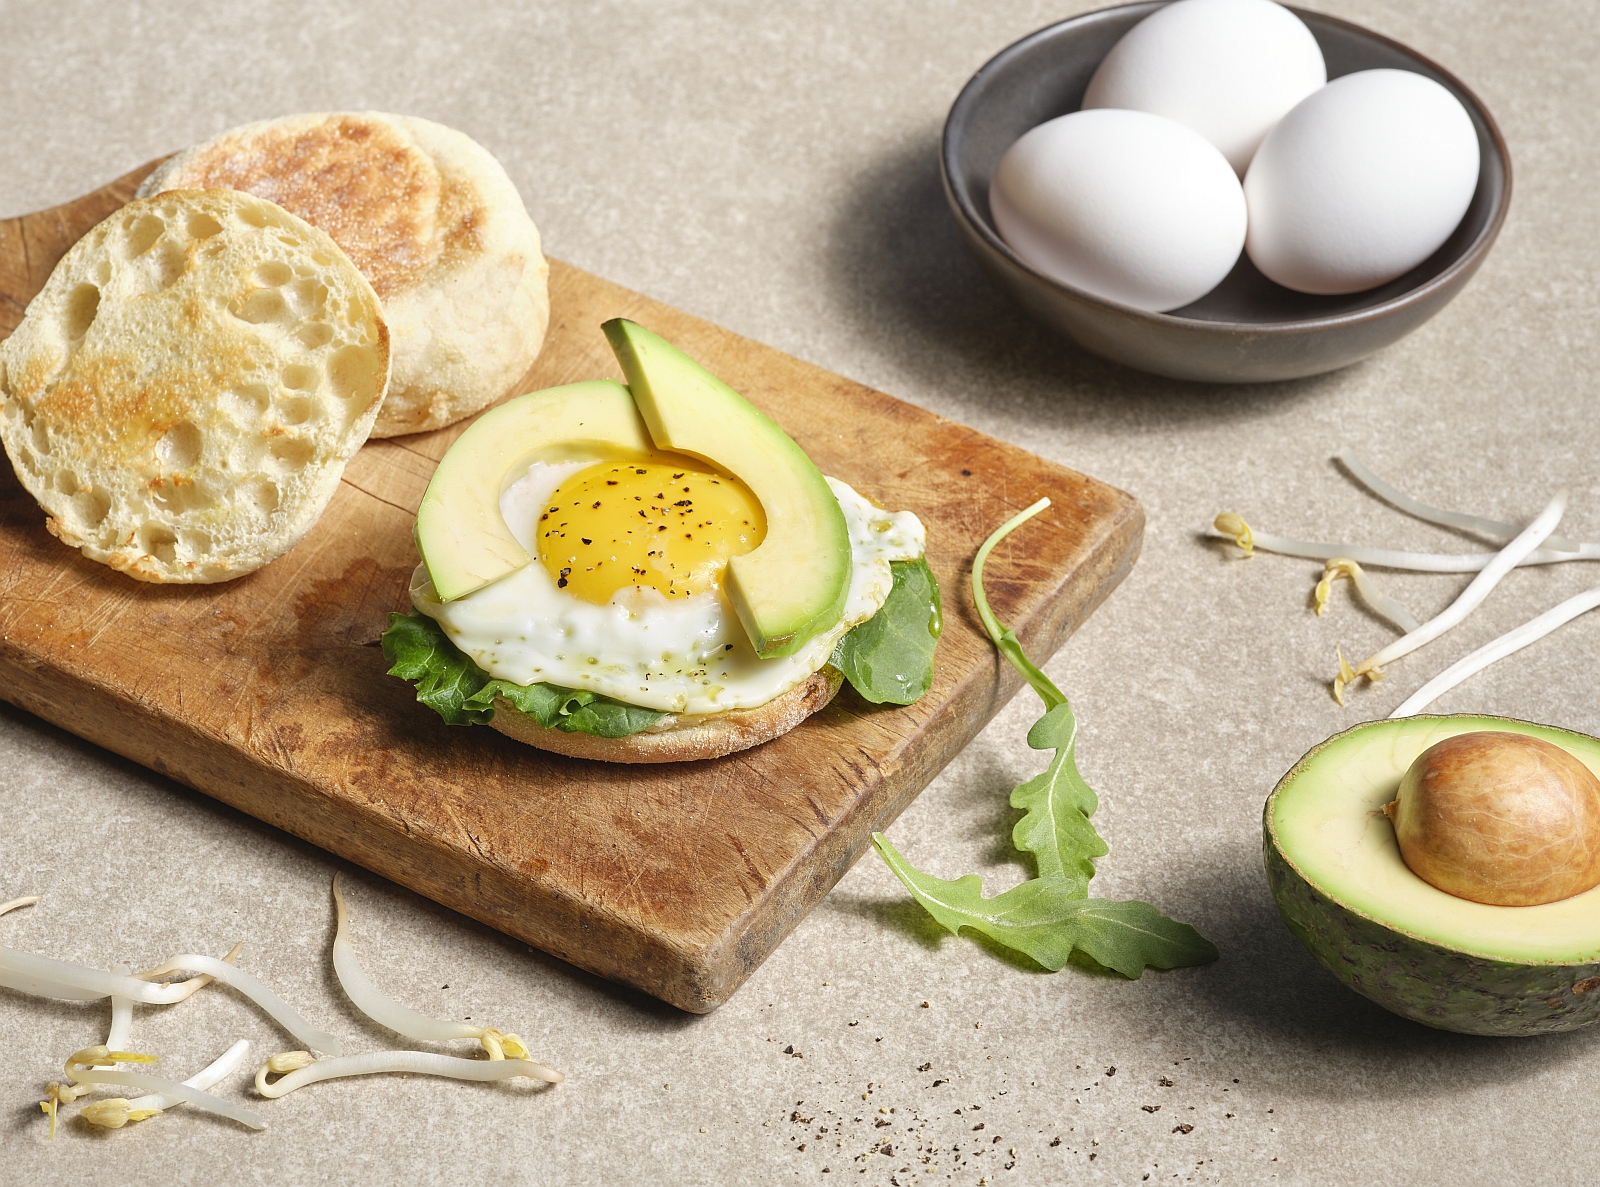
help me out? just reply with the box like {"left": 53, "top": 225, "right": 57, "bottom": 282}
{"left": 0, "top": 189, "right": 389, "bottom": 583}
{"left": 485, "top": 668, "right": 843, "bottom": 763}
{"left": 138, "top": 113, "right": 549, "bottom": 437}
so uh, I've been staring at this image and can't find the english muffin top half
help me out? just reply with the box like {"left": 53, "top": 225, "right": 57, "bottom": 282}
{"left": 139, "top": 113, "right": 549, "bottom": 437}
{"left": 0, "top": 189, "right": 389, "bottom": 583}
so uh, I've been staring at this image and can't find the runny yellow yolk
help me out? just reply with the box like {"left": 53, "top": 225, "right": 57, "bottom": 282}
{"left": 536, "top": 456, "right": 767, "bottom": 604}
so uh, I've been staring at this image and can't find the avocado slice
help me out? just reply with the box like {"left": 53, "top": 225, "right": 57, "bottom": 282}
{"left": 1265, "top": 714, "right": 1600, "bottom": 1036}
{"left": 602, "top": 318, "right": 851, "bottom": 658}
{"left": 415, "top": 380, "right": 651, "bottom": 601}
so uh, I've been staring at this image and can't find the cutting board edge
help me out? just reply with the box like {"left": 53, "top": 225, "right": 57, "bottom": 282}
{"left": 0, "top": 159, "right": 1151, "bottom": 1013}
{"left": 0, "top": 632, "right": 729, "bottom": 1002}
{"left": 0, "top": 474, "right": 1140, "bottom": 1013}
{"left": 688, "top": 491, "right": 1144, "bottom": 1010}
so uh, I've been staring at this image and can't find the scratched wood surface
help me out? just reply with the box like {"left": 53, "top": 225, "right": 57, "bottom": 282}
{"left": 0, "top": 161, "right": 1143, "bottom": 1011}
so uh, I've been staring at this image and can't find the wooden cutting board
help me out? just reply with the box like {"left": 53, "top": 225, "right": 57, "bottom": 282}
{"left": 0, "top": 161, "right": 1143, "bottom": 1012}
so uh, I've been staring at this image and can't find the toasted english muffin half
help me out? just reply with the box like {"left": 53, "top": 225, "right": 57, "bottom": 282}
{"left": 0, "top": 189, "right": 389, "bottom": 583}
{"left": 487, "top": 668, "right": 843, "bottom": 763}
{"left": 138, "top": 112, "right": 550, "bottom": 438}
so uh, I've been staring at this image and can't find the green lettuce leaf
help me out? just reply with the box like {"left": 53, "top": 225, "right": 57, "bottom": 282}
{"left": 380, "top": 610, "right": 495, "bottom": 726}
{"left": 872, "top": 498, "right": 1218, "bottom": 978}
{"left": 831, "top": 559, "right": 941, "bottom": 705}
{"left": 490, "top": 680, "right": 668, "bottom": 738}
{"left": 381, "top": 611, "right": 666, "bottom": 737}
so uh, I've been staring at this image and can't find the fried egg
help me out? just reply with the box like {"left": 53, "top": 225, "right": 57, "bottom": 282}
{"left": 409, "top": 453, "right": 924, "bottom": 715}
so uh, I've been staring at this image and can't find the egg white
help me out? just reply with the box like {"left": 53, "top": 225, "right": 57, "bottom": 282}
{"left": 409, "top": 460, "right": 925, "bottom": 715}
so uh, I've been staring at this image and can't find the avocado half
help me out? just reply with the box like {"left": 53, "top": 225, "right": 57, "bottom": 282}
{"left": 1264, "top": 714, "right": 1600, "bottom": 1036}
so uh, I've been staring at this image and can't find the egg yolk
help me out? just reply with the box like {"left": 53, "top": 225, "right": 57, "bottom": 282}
{"left": 536, "top": 456, "right": 766, "bottom": 603}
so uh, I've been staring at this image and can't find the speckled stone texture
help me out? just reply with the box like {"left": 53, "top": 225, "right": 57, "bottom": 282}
{"left": 3, "top": 1, "right": 1600, "bottom": 1184}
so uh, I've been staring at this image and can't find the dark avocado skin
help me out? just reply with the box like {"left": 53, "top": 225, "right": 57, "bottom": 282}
{"left": 1264, "top": 828, "right": 1600, "bottom": 1035}
{"left": 1263, "top": 717, "right": 1600, "bottom": 1037}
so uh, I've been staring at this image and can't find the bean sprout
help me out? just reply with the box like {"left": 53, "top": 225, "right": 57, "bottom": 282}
{"left": 41, "top": 1048, "right": 157, "bottom": 1138}
{"left": 78, "top": 1040, "right": 253, "bottom": 1128}
{"left": 2, "top": 944, "right": 229, "bottom": 1005}
{"left": 1313, "top": 559, "right": 1421, "bottom": 633}
{"left": 69, "top": 1068, "right": 265, "bottom": 1130}
{"left": 1213, "top": 512, "right": 1580, "bottom": 572}
{"left": 331, "top": 874, "right": 533, "bottom": 1062}
{"left": 78, "top": 1098, "right": 163, "bottom": 1128}
{"left": 0, "top": 897, "right": 104, "bottom": 1004}
{"left": 1339, "top": 450, "right": 1592, "bottom": 557}
{"left": 134, "top": 952, "right": 341, "bottom": 1056}
{"left": 255, "top": 1048, "right": 562, "bottom": 1098}
{"left": 1333, "top": 491, "right": 1567, "bottom": 702}
{"left": 133, "top": 941, "right": 243, "bottom": 1002}
{"left": 99, "top": 967, "right": 133, "bottom": 1065}
{"left": 8, "top": 886, "right": 564, "bottom": 1135}
{"left": 1390, "top": 584, "right": 1600, "bottom": 718}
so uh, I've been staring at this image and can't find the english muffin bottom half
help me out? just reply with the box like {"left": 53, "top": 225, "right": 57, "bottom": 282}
{"left": 0, "top": 189, "right": 389, "bottom": 583}
{"left": 138, "top": 112, "right": 550, "bottom": 438}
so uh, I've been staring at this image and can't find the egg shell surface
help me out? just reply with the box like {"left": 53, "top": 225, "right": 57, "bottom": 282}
{"left": 990, "top": 108, "right": 1247, "bottom": 314}
{"left": 411, "top": 467, "right": 924, "bottom": 716}
{"left": 1082, "top": 0, "right": 1326, "bottom": 175}
{"left": 1243, "top": 68, "right": 1481, "bottom": 296}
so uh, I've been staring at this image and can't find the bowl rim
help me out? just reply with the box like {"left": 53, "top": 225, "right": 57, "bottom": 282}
{"left": 941, "top": 1, "right": 1514, "bottom": 336}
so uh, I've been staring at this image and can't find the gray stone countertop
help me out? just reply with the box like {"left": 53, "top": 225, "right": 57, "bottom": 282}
{"left": 2, "top": 1, "right": 1597, "bottom": 1183}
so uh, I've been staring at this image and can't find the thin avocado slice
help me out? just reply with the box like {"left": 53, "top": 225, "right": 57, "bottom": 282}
{"left": 415, "top": 380, "right": 651, "bottom": 601}
{"left": 1265, "top": 714, "right": 1600, "bottom": 1035}
{"left": 602, "top": 318, "right": 851, "bottom": 658}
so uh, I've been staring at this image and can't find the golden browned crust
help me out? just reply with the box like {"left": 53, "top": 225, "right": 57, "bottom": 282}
{"left": 0, "top": 190, "right": 389, "bottom": 583}
{"left": 139, "top": 113, "right": 549, "bottom": 438}
{"left": 159, "top": 115, "right": 440, "bottom": 300}
{"left": 487, "top": 668, "right": 843, "bottom": 764}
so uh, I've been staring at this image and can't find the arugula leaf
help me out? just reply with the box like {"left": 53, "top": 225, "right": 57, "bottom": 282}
{"left": 381, "top": 611, "right": 667, "bottom": 737}
{"left": 1009, "top": 702, "right": 1105, "bottom": 894}
{"left": 872, "top": 498, "right": 1218, "bottom": 978}
{"left": 872, "top": 837, "right": 1218, "bottom": 976}
{"left": 831, "top": 559, "right": 942, "bottom": 704}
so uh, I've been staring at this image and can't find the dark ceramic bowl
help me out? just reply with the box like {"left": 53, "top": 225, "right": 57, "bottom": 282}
{"left": 943, "top": 2, "right": 1511, "bottom": 383}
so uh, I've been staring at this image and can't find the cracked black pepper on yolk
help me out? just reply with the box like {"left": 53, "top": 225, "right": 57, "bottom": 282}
{"left": 536, "top": 456, "right": 766, "bottom": 604}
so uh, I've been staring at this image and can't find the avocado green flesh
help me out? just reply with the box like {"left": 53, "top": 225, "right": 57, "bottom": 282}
{"left": 1266, "top": 714, "right": 1600, "bottom": 1035}
{"left": 603, "top": 318, "right": 850, "bottom": 659}
{"left": 415, "top": 380, "right": 651, "bottom": 602}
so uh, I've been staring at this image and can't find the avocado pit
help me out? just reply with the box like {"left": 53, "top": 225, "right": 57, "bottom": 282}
{"left": 1384, "top": 731, "right": 1600, "bottom": 907}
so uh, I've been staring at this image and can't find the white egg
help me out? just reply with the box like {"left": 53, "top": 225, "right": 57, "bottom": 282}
{"left": 990, "top": 109, "right": 1246, "bottom": 313}
{"left": 1082, "top": 0, "right": 1325, "bottom": 174}
{"left": 1243, "top": 69, "right": 1481, "bottom": 295}
{"left": 410, "top": 464, "right": 924, "bottom": 716}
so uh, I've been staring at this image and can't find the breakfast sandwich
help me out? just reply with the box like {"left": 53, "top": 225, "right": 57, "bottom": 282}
{"left": 138, "top": 112, "right": 548, "bottom": 438}
{"left": 0, "top": 189, "right": 389, "bottom": 582}
{"left": 382, "top": 319, "right": 941, "bottom": 763}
